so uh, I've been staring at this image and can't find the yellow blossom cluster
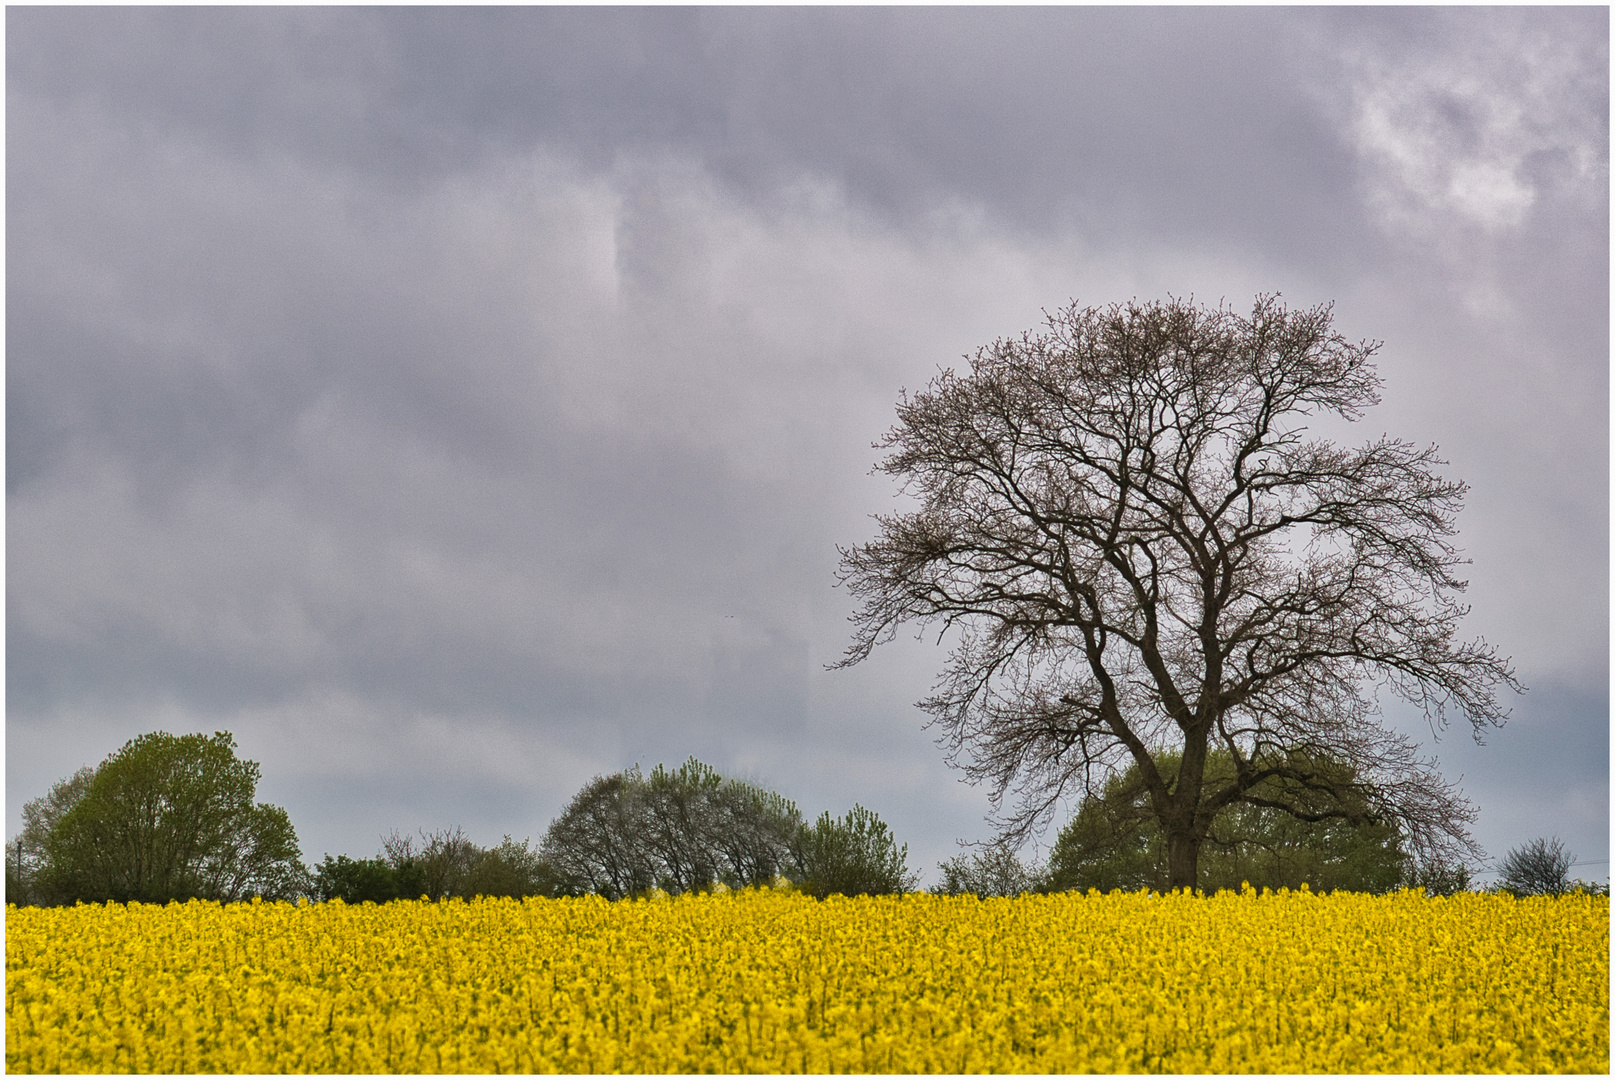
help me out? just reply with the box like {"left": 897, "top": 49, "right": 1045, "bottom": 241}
{"left": 7, "top": 887, "right": 1607, "bottom": 1073}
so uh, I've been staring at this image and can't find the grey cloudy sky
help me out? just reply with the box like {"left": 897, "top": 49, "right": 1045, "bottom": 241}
{"left": 8, "top": 7, "right": 1608, "bottom": 886}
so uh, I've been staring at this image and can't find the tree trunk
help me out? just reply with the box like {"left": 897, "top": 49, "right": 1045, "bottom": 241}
{"left": 1165, "top": 727, "right": 1209, "bottom": 892}
{"left": 1166, "top": 829, "right": 1201, "bottom": 892}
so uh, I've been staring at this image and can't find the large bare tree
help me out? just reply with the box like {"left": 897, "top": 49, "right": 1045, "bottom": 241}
{"left": 836, "top": 296, "right": 1519, "bottom": 889}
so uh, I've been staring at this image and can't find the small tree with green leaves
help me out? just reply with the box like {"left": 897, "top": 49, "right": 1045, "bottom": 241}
{"left": 798, "top": 804, "right": 915, "bottom": 899}
{"left": 6, "top": 767, "right": 95, "bottom": 906}
{"left": 311, "top": 854, "right": 402, "bottom": 904}
{"left": 461, "top": 835, "right": 560, "bottom": 899}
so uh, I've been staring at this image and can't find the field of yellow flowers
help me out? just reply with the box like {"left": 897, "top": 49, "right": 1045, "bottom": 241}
{"left": 6, "top": 887, "right": 1607, "bottom": 1073}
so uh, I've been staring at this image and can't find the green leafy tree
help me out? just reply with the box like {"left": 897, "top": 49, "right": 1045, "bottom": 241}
{"left": 461, "top": 835, "right": 560, "bottom": 899}
{"left": 311, "top": 854, "right": 402, "bottom": 904}
{"left": 1046, "top": 751, "right": 1410, "bottom": 894}
{"left": 12, "top": 731, "right": 305, "bottom": 905}
{"left": 798, "top": 804, "right": 916, "bottom": 899}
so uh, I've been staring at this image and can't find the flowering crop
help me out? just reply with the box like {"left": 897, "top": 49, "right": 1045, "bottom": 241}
{"left": 7, "top": 887, "right": 1607, "bottom": 1073}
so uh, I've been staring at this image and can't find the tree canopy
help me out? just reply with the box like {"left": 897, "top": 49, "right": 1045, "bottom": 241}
{"left": 7, "top": 731, "right": 305, "bottom": 905}
{"left": 836, "top": 296, "right": 1518, "bottom": 888}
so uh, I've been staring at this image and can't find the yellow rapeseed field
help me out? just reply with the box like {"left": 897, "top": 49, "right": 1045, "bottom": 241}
{"left": 6, "top": 887, "right": 1607, "bottom": 1073}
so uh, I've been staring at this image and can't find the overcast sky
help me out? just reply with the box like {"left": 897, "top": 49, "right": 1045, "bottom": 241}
{"left": 8, "top": 7, "right": 1608, "bottom": 887}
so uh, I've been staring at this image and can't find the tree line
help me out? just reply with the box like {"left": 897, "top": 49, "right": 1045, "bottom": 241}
{"left": 7, "top": 728, "right": 1593, "bottom": 908}
{"left": 5, "top": 732, "right": 912, "bottom": 906}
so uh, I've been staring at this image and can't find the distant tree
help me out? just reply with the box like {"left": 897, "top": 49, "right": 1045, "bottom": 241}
{"left": 6, "top": 767, "right": 94, "bottom": 905}
{"left": 383, "top": 826, "right": 483, "bottom": 901}
{"left": 9, "top": 732, "right": 305, "bottom": 905}
{"left": 798, "top": 804, "right": 915, "bottom": 899}
{"left": 541, "top": 771, "right": 662, "bottom": 900}
{"left": 311, "top": 854, "right": 402, "bottom": 904}
{"left": 538, "top": 760, "right": 919, "bottom": 901}
{"left": 638, "top": 760, "right": 728, "bottom": 893}
{"left": 1498, "top": 837, "right": 1574, "bottom": 898}
{"left": 706, "top": 774, "right": 806, "bottom": 888}
{"left": 1045, "top": 750, "right": 1411, "bottom": 894}
{"left": 1405, "top": 859, "right": 1472, "bottom": 897}
{"left": 540, "top": 759, "right": 806, "bottom": 899}
{"left": 835, "top": 296, "right": 1518, "bottom": 889}
{"left": 461, "top": 835, "right": 560, "bottom": 899}
{"left": 935, "top": 842, "right": 1038, "bottom": 898}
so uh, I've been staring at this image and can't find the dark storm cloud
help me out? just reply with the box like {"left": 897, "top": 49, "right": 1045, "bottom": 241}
{"left": 7, "top": 7, "right": 1606, "bottom": 879}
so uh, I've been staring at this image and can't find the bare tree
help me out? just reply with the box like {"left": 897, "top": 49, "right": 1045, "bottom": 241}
{"left": 836, "top": 296, "right": 1519, "bottom": 890}
{"left": 934, "top": 841, "right": 1038, "bottom": 898}
{"left": 1497, "top": 837, "right": 1573, "bottom": 898}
